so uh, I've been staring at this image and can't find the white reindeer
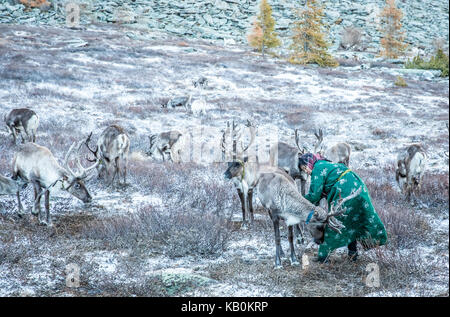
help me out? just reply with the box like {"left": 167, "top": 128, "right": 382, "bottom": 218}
{"left": 12, "top": 140, "right": 99, "bottom": 225}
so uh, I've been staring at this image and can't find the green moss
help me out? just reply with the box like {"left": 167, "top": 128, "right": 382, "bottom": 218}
{"left": 405, "top": 49, "right": 449, "bottom": 77}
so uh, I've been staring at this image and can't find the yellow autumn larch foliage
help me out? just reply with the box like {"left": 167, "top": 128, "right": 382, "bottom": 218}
{"left": 378, "top": 0, "right": 408, "bottom": 59}
{"left": 247, "top": 0, "right": 281, "bottom": 56}
{"left": 20, "top": 0, "right": 50, "bottom": 8}
{"left": 289, "top": 0, "right": 338, "bottom": 67}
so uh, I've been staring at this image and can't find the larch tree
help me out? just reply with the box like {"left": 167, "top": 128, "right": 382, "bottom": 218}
{"left": 378, "top": 0, "right": 408, "bottom": 59}
{"left": 247, "top": 0, "right": 281, "bottom": 57}
{"left": 289, "top": 0, "right": 338, "bottom": 67}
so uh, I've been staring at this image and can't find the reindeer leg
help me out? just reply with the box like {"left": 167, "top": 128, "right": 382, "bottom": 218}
{"left": 11, "top": 127, "right": 17, "bottom": 144}
{"left": 248, "top": 188, "right": 254, "bottom": 226}
{"left": 17, "top": 190, "right": 24, "bottom": 217}
{"left": 295, "top": 223, "right": 305, "bottom": 245}
{"left": 122, "top": 155, "right": 128, "bottom": 185}
{"left": 273, "top": 217, "right": 283, "bottom": 269}
{"left": 288, "top": 225, "right": 299, "bottom": 266}
{"left": 265, "top": 209, "right": 285, "bottom": 257}
{"left": 44, "top": 189, "right": 52, "bottom": 226}
{"left": 32, "top": 181, "right": 41, "bottom": 216}
{"left": 236, "top": 188, "right": 247, "bottom": 228}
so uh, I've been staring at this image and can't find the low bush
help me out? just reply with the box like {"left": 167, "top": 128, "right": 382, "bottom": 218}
{"left": 405, "top": 49, "right": 449, "bottom": 77}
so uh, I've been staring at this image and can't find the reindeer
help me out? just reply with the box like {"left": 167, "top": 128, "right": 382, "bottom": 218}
{"left": 4, "top": 108, "right": 39, "bottom": 144}
{"left": 313, "top": 129, "right": 351, "bottom": 167}
{"left": 0, "top": 174, "right": 19, "bottom": 196}
{"left": 269, "top": 128, "right": 320, "bottom": 196}
{"left": 256, "top": 171, "right": 362, "bottom": 268}
{"left": 12, "top": 140, "right": 99, "bottom": 225}
{"left": 147, "top": 130, "right": 183, "bottom": 162}
{"left": 395, "top": 144, "right": 427, "bottom": 199}
{"left": 84, "top": 125, "right": 130, "bottom": 186}
{"left": 222, "top": 120, "right": 264, "bottom": 227}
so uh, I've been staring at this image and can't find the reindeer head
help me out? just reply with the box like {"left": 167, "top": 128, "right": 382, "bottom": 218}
{"left": 306, "top": 187, "right": 362, "bottom": 244}
{"left": 224, "top": 158, "right": 247, "bottom": 180}
{"left": 63, "top": 138, "right": 100, "bottom": 203}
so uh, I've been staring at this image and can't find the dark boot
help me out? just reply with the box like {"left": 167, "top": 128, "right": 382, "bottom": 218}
{"left": 348, "top": 240, "right": 358, "bottom": 262}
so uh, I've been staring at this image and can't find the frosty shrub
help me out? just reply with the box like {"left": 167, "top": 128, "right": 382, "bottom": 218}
{"left": 365, "top": 246, "right": 429, "bottom": 292}
{"left": 82, "top": 204, "right": 233, "bottom": 258}
{"left": 85, "top": 160, "right": 235, "bottom": 258}
{"left": 355, "top": 167, "right": 431, "bottom": 249}
{"left": 339, "top": 27, "right": 363, "bottom": 51}
{"left": 416, "top": 172, "right": 449, "bottom": 207}
{"left": 374, "top": 201, "right": 430, "bottom": 249}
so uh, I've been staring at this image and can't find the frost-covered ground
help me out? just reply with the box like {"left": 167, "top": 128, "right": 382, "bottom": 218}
{"left": 0, "top": 24, "right": 448, "bottom": 297}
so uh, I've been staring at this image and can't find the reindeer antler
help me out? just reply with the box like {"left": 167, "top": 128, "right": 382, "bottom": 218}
{"left": 65, "top": 136, "right": 100, "bottom": 179}
{"left": 314, "top": 128, "right": 324, "bottom": 154}
{"left": 239, "top": 120, "right": 256, "bottom": 155}
{"left": 325, "top": 186, "right": 362, "bottom": 233}
{"left": 294, "top": 128, "right": 310, "bottom": 154}
{"left": 84, "top": 131, "right": 98, "bottom": 162}
{"left": 222, "top": 120, "right": 256, "bottom": 161}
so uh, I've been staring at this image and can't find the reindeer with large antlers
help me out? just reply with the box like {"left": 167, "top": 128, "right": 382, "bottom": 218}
{"left": 256, "top": 169, "right": 362, "bottom": 268}
{"left": 222, "top": 120, "right": 292, "bottom": 228}
{"left": 12, "top": 140, "right": 99, "bottom": 225}
{"left": 85, "top": 125, "right": 130, "bottom": 187}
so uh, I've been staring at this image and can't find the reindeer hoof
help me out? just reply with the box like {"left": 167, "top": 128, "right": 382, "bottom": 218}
{"left": 241, "top": 223, "right": 249, "bottom": 230}
{"left": 38, "top": 218, "right": 52, "bottom": 226}
{"left": 274, "top": 264, "right": 283, "bottom": 270}
{"left": 290, "top": 260, "right": 300, "bottom": 266}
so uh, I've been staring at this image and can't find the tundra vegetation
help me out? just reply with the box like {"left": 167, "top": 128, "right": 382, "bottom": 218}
{"left": 0, "top": 11, "right": 448, "bottom": 297}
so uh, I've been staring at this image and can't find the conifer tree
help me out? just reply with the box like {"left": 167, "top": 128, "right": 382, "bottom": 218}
{"left": 289, "top": 0, "right": 338, "bottom": 67}
{"left": 247, "top": 0, "right": 281, "bottom": 57}
{"left": 378, "top": 0, "right": 408, "bottom": 59}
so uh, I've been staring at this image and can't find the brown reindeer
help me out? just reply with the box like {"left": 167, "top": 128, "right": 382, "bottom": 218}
{"left": 395, "top": 144, "right": 427, "bottom": 199}
{"left": 4, "top": 108, "right": 39, "bottom": 144}
{"left": 85, "top": 125, "right": 130, "bottom": 186}
{"left": 147, "top": 130, "right": 183, "bottom": 162}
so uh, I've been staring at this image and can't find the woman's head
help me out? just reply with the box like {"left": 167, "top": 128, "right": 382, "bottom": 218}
{"left": 298, "top": 153, "right": 325, "bottom": 175}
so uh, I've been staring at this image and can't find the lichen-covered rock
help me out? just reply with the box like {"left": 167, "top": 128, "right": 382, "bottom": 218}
{"left": 1, "top": 0, "right": 448, "bottom": 56}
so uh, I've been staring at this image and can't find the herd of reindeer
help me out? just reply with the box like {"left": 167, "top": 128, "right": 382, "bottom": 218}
{"left": 0, "top": 107, "right": 431, "bottom": 267}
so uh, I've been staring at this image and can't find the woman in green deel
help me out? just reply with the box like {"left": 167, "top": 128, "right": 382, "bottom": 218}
{"left": 299, "top": 153, "right": 388, "bottom": 263}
